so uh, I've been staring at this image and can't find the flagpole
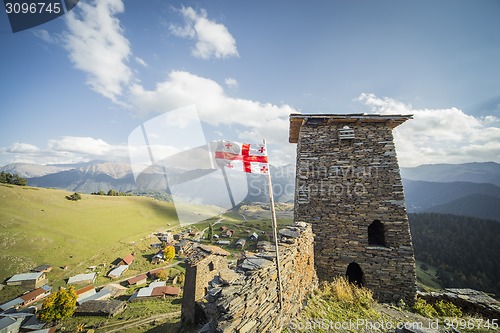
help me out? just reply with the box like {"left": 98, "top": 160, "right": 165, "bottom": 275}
{"left": 264, "top": 139, "right": 284, "bottom": 310}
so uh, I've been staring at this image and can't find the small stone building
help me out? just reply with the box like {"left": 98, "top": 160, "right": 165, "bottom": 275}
{"left": 181, "top": 245, "right": 229, "bottom": 324}
{"left": 289, "top": 113, "right": 417, "bottom": 303}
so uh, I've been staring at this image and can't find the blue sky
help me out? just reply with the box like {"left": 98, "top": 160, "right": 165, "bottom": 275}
{"left": 1, "top": 0, "right": 499, "bottom": 167}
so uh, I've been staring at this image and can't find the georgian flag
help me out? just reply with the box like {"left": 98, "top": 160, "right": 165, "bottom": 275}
{"left": 214, "top": 140, "right": 269, "bottom": 174}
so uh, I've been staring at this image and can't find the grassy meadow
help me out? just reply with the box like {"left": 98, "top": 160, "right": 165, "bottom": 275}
{"left": 0, "top": 184, "right": 180, "bottom": 283}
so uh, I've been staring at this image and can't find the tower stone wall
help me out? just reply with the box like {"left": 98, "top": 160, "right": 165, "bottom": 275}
{"left": 289, "top": 113, "right": 417, "bottom": 303}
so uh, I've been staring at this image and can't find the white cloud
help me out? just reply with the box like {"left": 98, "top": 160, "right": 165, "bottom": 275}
{"left": 129, "top": 71, "right": 297, "bottom": 165}
{"left": 63, "top": 0, "right": 132, "bottom": 103}
{"left": 0, "top": 137, "right": 129, "bottom": 165}
{"left": 5, "top": 143, "right": 40, "bottom": 153}
{"left": 225, "top": 77, "right": 238, "bottom": 88}
{"left": 32, "top": 29, "right": 58, "bottom": 44}
{"left": 357, "top": 93, "right": 500, "bottom": 166}
{"left": 135, "top": 56, "right": 148, "bottom": 67}
{"left": 170, "top": 7, "right": 239, "bottom": 59}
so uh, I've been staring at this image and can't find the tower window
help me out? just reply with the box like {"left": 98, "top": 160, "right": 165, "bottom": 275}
{"left": 368, "top": 220, "right": 386, "bottom": 246}
{"left": 339, "top": 126, "right": 355, "bottom": 140}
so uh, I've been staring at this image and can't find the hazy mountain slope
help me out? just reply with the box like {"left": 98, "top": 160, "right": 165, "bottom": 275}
{"left": 401, "top": 162, "right": 500, "bottom": 186}
{"left": 423, "top": 193, "right": 500, "bottom": 222}
{"left": 0, "top": 162, "right": 71, "bottom": 178}
{"left": 28, "top": 168, "right": 138, "bottom": 193}
{"left": 402, "top": 179, "right": 500, "bottom": 212}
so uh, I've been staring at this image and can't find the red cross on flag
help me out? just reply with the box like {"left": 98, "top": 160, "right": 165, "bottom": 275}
{"left": 215, "top": 140, "right": 269, "bottom": 174}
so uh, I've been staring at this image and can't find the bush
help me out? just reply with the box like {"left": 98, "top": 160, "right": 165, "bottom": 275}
{"left": 412, "top": 298, "right": 438, "bottom": 318}
{"left": 65, "top": 192, "right": 81, "bottom": 201}
{"left": 434, "top": 300, "right": 462, "bottom": 317}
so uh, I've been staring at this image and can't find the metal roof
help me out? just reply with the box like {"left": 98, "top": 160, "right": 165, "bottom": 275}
{"left": 149, "top": 281, "right": 166, "bottom": 288}
{"left": 7, "top": 272, "right": 44, "bottom": 283}
{"left": 67, "top": 273, "right": 96, "bottom": 284}
{"left": 0, "top": 297, "right": 23, "bottom": 311}
{"left": 289, "top": 113, "right": 413, "bottom": 143}
{"left": 79, "top": 289, "right": 111, "bottom": 303}
{"left": 0, "top": 316, "right": 18, "bottom": 330}
{"left": 107, "top": 265, "right": 129, "bottom": 278}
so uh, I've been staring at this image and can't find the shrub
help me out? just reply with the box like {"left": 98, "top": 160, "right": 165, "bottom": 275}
{"left": 65, "top": 192, "right": 81, "bottom": 201}
{"left": 412, "top": 298, "right": 438, "bottom": 318}
{"left": 434, "top": 300, "right": 462, "bottom": 317}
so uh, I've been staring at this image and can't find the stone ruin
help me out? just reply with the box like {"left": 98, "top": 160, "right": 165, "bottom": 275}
{"left": 181, "top": 222, "right": 317, "bottom": 332}
{"left": 289, "top": 113, "right": 417, "bottom": 303}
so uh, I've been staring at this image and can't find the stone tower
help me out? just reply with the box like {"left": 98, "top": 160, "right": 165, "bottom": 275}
{"left": 289, "top": 113, "right": 416, "bottom": 303}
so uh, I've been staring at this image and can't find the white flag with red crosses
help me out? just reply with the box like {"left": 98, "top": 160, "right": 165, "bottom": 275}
{"left": 214, "top": 140, "right": 269, "bottom": 174}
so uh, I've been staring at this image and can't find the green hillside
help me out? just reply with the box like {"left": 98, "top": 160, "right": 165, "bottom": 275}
{"left": 0, "top": 184, "right": 180, "bottom": 282}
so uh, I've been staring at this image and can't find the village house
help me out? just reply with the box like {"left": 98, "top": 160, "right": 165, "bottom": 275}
{"left": 78, "top": 288, "right": 111, "bottom": 304}
{"left": 19, "top": 285, "right": 51, "bottom": 307}
{"left": 249, "top": 232, "right": 259, "bottom": 241}
{"left": 76, "top": 285, "right": 96, "bottom": 304}
{"left": 119, "top": 254, "right": 135, "bottom": 266}
{"left": 0, "top": 316, "right": 23, "bottom": 333}
{"left": 19, "top": 314, "right": 50, "bottom": 331}
{"left": 107, "top": 265, "right": 129, "bottom": 279}
{"left": 6, "top": 272, "right": 47, "bottom": 289}
{"left": 67, "top": 273, "right": 96, "bottom": 285}
{"left": 148, "top": 268, "right": 163, "bottom": 280}
{"left": 74, "top": 300, "right": 127, "bottom": 317}
{"left": 126, "top": 274, "right": 147, "bottom": 286}
{"left": 32, "top": 264, "right": 52, "bottom": 273}
{"left": 0, "top": 297, "right": 24, "bottom": 312}
{"left": 129, "top": 285, "right": 181, "bottom": 301}
{"left": 101, "top": 284, "right": 127, "bottom": 298}
{"left": 156, "top": 232, "right": 173, "bottom": 243}
{"left": 151, "top": 250, "right": 164, "bottom": 264}
{"left": 235, "top": 239, "right": 246, "bottom": 249}
{"left": 175, "top": 239, "right": 195, "bottom": 255}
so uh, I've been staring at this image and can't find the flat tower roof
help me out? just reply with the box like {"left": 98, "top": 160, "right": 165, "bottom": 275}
{"left": 289, "top": 113, "right": 412, "bottom": 143}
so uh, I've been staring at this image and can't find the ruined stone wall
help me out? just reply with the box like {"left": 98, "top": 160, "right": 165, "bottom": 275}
{"left": 198, "top": 222, "right": 317, "bottom": 332}
{"left": 294, "top": 121, "right": 417, "bottom": 303}
{"left": 181, "top": 246, "right": 229, "bottom": 324}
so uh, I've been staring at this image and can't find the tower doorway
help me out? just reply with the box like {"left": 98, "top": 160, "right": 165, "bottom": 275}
{"left": 346, "top": 262, "right": 364, "bottom": 286}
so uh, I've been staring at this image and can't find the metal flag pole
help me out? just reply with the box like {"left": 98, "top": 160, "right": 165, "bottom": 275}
{"left": 264, "top": 139, "right": 284, "bottom": 310}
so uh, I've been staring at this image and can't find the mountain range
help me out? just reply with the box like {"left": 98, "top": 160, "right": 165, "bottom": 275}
{"left": 1, "top": 161, "right": 499, "bottom": 221}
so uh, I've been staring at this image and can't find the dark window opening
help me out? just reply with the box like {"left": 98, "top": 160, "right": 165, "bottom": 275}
{"left": 368, "top": 220, "right": 386, "bottom": 246}
{"left": 346, "top": 262, "right": 364, "bottom": 286}
{"left": 208, "top": 261, "right": 215, "bottom": 271}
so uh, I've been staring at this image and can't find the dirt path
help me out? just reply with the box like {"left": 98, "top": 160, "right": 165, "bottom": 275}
{"left": 98, "top": 311, "right": 181, "bottom": 332}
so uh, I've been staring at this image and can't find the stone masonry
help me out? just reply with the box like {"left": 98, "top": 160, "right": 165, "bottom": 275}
{"left": 181, "top": 222, "right": 317, "bottom": 332}
{"left": 289, "top": 113, "right": 417, "bottom": 303}
{"left": 181, "top": 244, "right": 230, "bottom": 324}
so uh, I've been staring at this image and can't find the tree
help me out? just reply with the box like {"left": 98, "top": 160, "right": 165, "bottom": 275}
{"left": 107, "top": 189, "right": 119, "bottom": 196}
{"left": 156, "top": 269, "right": 169, "bottom": 281}
{"left": 164, "top": 245, "right": 175, "bottom": 262}
{"left": 0, "top": 171, "right": 27, "bottom": 186}
{"left": 65, "top": 192, "right": 81, "bottom": 201}
{"left": 38, "top": 287, "right": 77, "bottom": 322}
{"left": 206, "top": 223, "right": 214, "bottom": 243}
